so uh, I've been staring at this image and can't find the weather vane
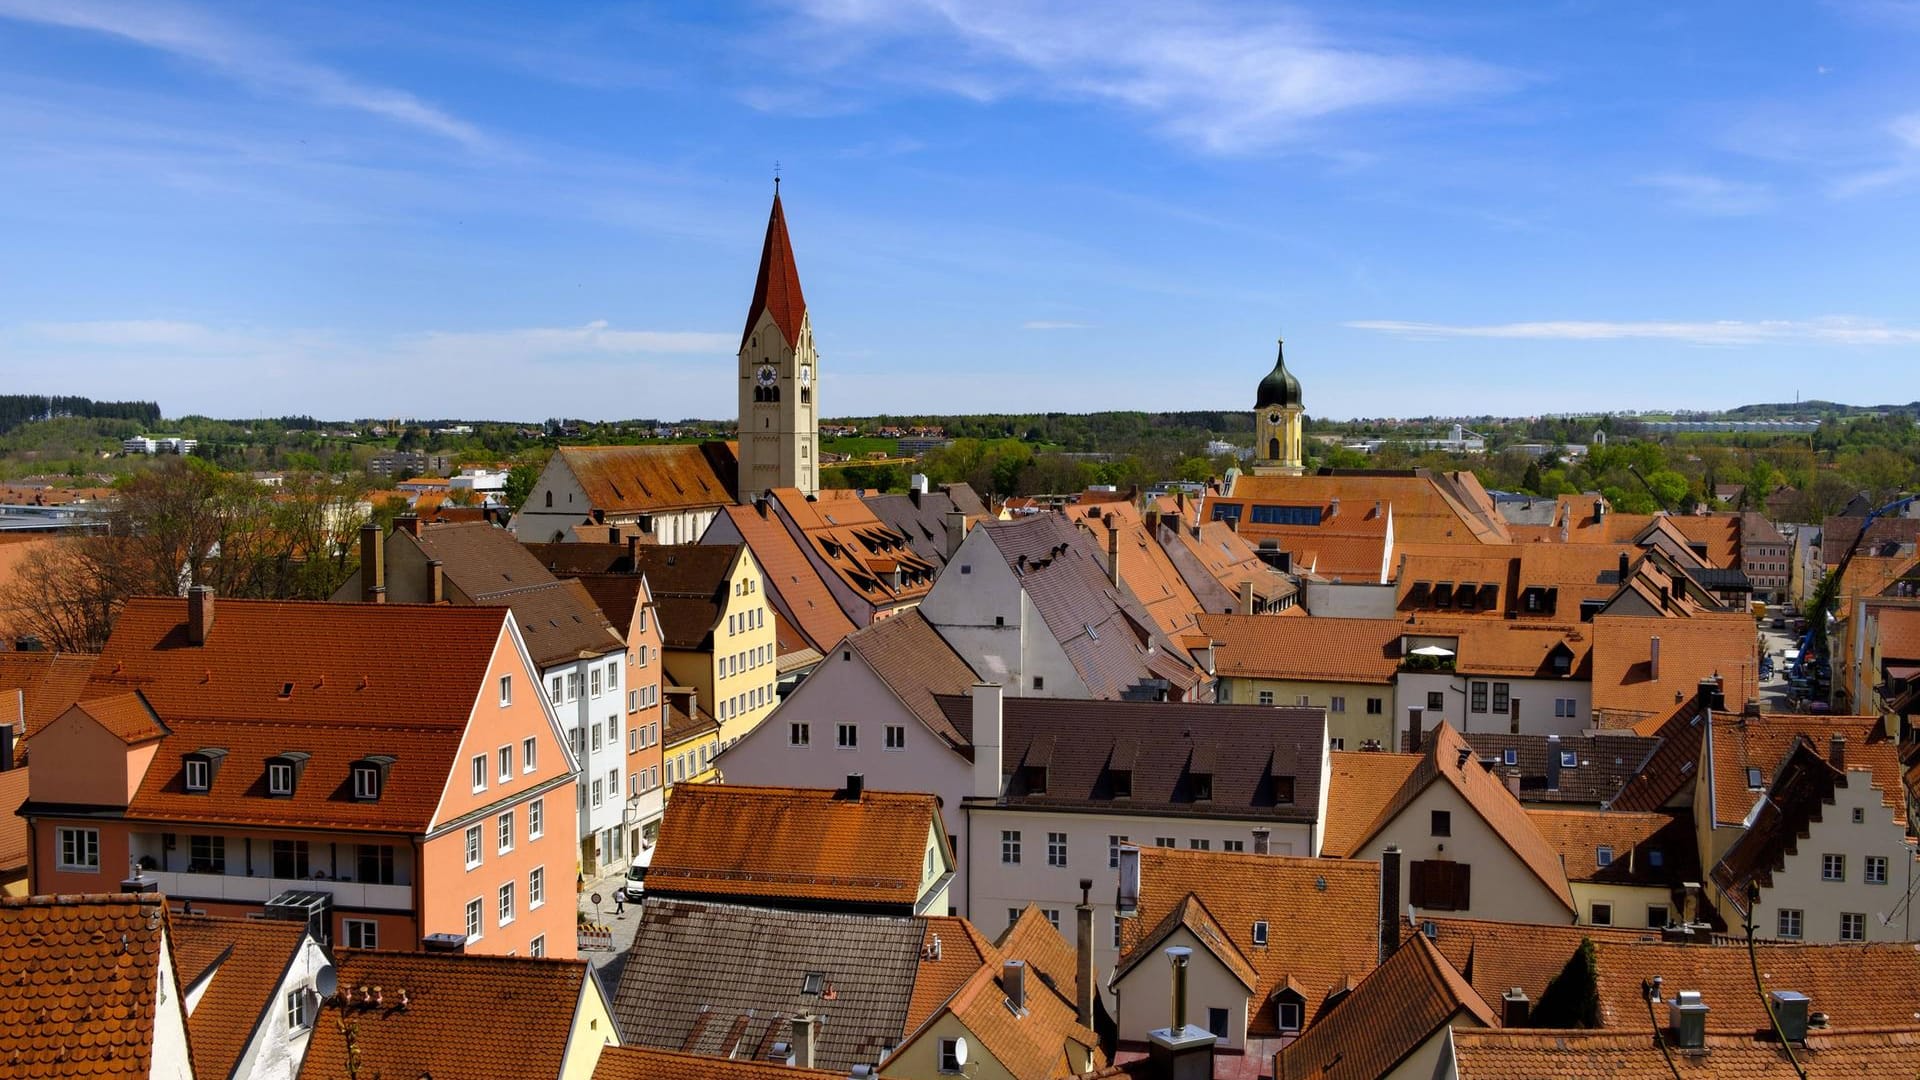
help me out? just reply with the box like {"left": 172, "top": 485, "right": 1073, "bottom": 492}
{"left": 774, "top": 160, "right": 781, "bottom": 191}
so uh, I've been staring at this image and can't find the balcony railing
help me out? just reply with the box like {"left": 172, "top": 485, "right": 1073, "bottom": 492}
{"left": 142, "top": 869, "right": 412, "bottom": 911}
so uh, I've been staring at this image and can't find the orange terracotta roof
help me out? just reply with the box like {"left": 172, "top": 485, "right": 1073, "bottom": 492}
{"left": 1276, "top": 932, "right": 1494, "bottom": 1080}
{"left": 1119, "top": 847, "right": 1380, "bottom": 1034}
{"left": 1196, "top": 612, "right": 1402, "bottom": 684}
{"left": 171, "top": 914, "right": 309, "bottom": 1080}
{"left": 1224, "top": 470, "right": 1511, "bottom": 545}
{"left": 1321, "top": 750, "right": 1425, "bottom": 858}
{"left": 1525, "top": 808, "right": 1699, "bottom": 883}
{"left": 771, "top": 489, "right": 937, "bottom": 608}
{"left": 93, "top": 597, "right": 506, "bottom": 730}
{"left": 127, "top": 717, "right": 463, "bottom": 833}
{"left": 1409, "top": 917, "right": 1658, "bottom": 1011}
{"left": 593, "top": 1045, "right": 842, "bottom": 1080}
{"left": 1413, "top": 618, "right": 1593, "bottom": 679}
{"left": 714, "top": 502, "right": 857, "bottom": 652}
{"left": 1707, "top": 711, "right": 1902, "bottom": 827}
{"left": 907, "top": 915, "right": 995, "bottom": 1030}
{"left": 1589, "top": 939, "right": 1920, "bottom": 1033}
{"left": 917, "top": 906, "right": 1103, "bottom": 1080}
{"left": 1341, "top": 724, "right": 1575, "bottom": 911}
{"left": 1590, "top": 613, "right": 1759, "bottom": 726}
{"left": 0, "top": 893, "right": 178, "bottom": 1078}
{"left": 0, "top": 767, "right": 25, "bottom": 871}
{"left": 61, "top": 690, "right": 167, "bottom": 744}
{"left": 298, "top": 951, "right": 591, "bottom": 1080}
{"left": 555, "top": 444, "right": 736, "bottom": 514}
{"left": 0, "top": 650, "right": 97, "bottom": 741}
{"left": 648, "top": 783, "right": 942, "bottom": 908}
{"left": 1878, "top": 606, "right": 1920, "bottom": 661}
{"left": 742, "top": 191, "right": 807, "bottom": 349}
{"left": 1063, "top": 504, "right": 1203, "bottom": 638}
{"left": 1155, "top": 517, "right": 1295, "bottom": 611}
{"left": 1453, "top": 1026, "right": 1920, "bottom": 1078}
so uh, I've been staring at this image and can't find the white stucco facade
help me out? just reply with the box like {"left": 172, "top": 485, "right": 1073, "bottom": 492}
{"left": 918, "top": 528, "right": 1088, "bottom": 698}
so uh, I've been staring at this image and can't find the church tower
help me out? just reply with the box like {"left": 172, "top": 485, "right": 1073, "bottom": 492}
{"left": 736, "top": 183, "right": 819, "bottom": 501}
{"left": 1250, "top": 337, "right": 1304, "bottom": 476}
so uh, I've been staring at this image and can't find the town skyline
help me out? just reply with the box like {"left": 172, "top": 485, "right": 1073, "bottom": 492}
{"left": 4, "top": 1, "right": 1919, "bottom": 419}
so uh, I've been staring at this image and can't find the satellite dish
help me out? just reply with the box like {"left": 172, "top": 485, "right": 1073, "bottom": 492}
{"left": 314, "top": 966, "right": 338, "bottom": 998}
{"left": 953, "top": 1037, "right": 968, "bottom": 1067}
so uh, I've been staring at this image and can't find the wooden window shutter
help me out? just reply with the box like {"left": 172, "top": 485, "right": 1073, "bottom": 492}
{"left": 1408, "top": 860, "right": 1428, "bottom": 907}
{"left": 1452, "top": 862, "right": 1472, "bottom": 911}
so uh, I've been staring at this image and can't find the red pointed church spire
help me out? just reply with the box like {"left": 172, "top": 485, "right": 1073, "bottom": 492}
{"left": 741, "top": 182, "right": 807, "bottom": 350}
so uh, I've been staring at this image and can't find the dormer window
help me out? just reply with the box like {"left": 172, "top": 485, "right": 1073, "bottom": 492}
{"left": 1191, "top": 771, "right": 1213, "bottom": 802}
{"left": 266, "top": 752, "right": 309, "bottom": 798}
{"left": 352, "top": 755, "right": 395, "bottom": 802}
{"left": 1110, "top": 767, "right": 1132, "bottom": 799}
{"left": 1022, "top": 764, "right": 1048, "bottom": 795}
{"left": 182, "top": 748, "right": 226, "bottom": 793}
{"left": 1596, "top": 845, "right": 1614, "bottom": 867}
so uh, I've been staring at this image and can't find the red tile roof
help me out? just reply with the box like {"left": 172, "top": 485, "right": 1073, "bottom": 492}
{"left": 1454, "top": 1026, "right": 1920, "bottom": 1078}
{"left": 63, "top": 691, "right": 168, "bottom": 744}
{"left": 742, "top": 191, "right": 807, "bottom": 350}
{"left": 171, "top": 914, "right": 309, "bottom": 1080}
{"left": 1063, "top": 504, "right": 1204, "bottom": 638}
{"left": 0, "top": 893, "right": 179, "bottom": 1078}
{"left": 1590, "top": 613, "right": 1759, "bottom": 726}
{"left": 0, "top": 767, "right": 26, "bottom": 872}
{"left": 770, "top": 490, "right": 938, "bottom": 609}
{"left": 1589, "top": 939, "right": 1920, "bottom": 1033}
{"left": 296, "top": 950, "right": 593, "bottom": 1080}
{"left": 907, "top": 916, "right": 995, "bottom": 1030}
{"left": 1119, "top": 848, "right": 1381, "bottom": 1034}
{"left": 912, "top": 906, "right": 1103, "bottom": 1080}
{"left": 554, "top": 444, "right": 737, "bottom": 514}
{"left": 1526, "top": 808, "right": 1699, "bottom": 884}
{"left": 1195, "top": 613, "right": 1402, "bottom": 684}
{"left": 1321, "top": 750, "right": 1424, "bottom": 858}
{"left": 1223, "top": 470, "right": 1512, "bottom": 545}
{"left": 1707, "top": 711, "right": 1901, "bottom": 827}
{"left": 92, "top": 597, "right": 507, "bottom": 730}
{"left": 1409, "top": 917, "right": 1658, "bottom": 1013}
{"left": 0, "top": 650, "right": 96, "bottom": 741}
{"left": 1275, "top": 932, "right": 1494, "bottom": 1080}
{"left": 648, "top": 783, "right": 942, "bottom": 908}
{"left": 713, "top": 502, "right": 857, "bottom": 652}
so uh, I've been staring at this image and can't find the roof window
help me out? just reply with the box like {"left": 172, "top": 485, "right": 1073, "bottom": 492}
{"left": 265, "top": 752, "right": 310, "bottom": 798}
{"left": 183, "top": 748, "right": 227, "bottom": 794}
{"left": 1251, "top": 921, "right": 1269, "bottom": 946}
{"left": 801, "top": 972, "right": 826, "bottom": 996}
{"left": 352, "top": 755, "right": 395, "bottom": 802}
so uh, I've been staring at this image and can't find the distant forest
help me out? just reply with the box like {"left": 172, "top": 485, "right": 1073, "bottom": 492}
{"left": 0, "top": 395, "right": 160, "bottom": 434}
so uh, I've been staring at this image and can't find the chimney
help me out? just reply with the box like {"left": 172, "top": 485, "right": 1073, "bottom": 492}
{"left": 1252, "top": 828, "right": 1271, "bottom": 856}
{"left": 944, "top": 510, "right": 967, "bottom": 560}
{"left": 1379, "top": 845, "right": 1402, "bottom": 964}
{"left": 1329, "top": 497, "right": 1340, "bottom": 519}
{"left": 1118, "top": 845, "right": 1141, "bottom": 916}
{"left": 0, "top": 723, "right": 13, "bottom": 773}
{"left": 397, "top": 513, "right": 421, "bottom": 537}
{"left": 1667, "top": 991, "right": 1709, "bottom": 1050}
{"left": 1696, "top": 677, "right": 1724, "bottom": 710}
{"left": 1545, "top": 735, "right": 1562, "bottom": 791}
{"left": 187, "top": 586, "right": 215, "bottom": 645}
{"left": 1148, "top": 946, "right": 1216, "bottom": 1079}
{"left": 844, "top": 773, "right": 865, "bottom": 800}
{"left": 1002, "top": 959, "right": 1026, "bottom": 1012}
{"left": 1075, "top": 879, "right": 1095, "bottom": 1029}
{"left": 790, "top": 1014, "right": 816, "bottom": 1069}
{"left": 910, "top": 472, "right": 930, "bottom": 496}
{"left": 360, "top": 524, "right": 385, "bottom": 603}
{"left": 972, "top": 683, "right": 1004, "bottom": 799}
{"left": 1594, "top": 498, "right": 1606, "bottom": 522}
{"left": 1649, "top": 636, "right": 1662, "bottom": 682}
{"left": 626, "top": 534, "right": 640, "bottom": 567}
{"left": 1407, "top": 708, "right": 1424, "bottom": 751}
{"left": 1107, "top": 524, "right": 1122, "bottom": 589}
{"left": 1145, "top": 509, "right": 1162, "bottom": 537}
{"left": 1501, "top": 988, "right": 1532, "bottom": 1027}
{"left": 1618, "top": 551, "right": 1630, "bottom": 580}
{"left": 1829, "top": 734, "right": 1846, "bottom": 772}
{"left": 1237, "top": 580, "right": 1256, "bottom": 616}
{"left": 428, "top": 560, "right": 444, "bottom": 605}
{"left": 1506, "top": 774, "right": 1521, "bottom": 798}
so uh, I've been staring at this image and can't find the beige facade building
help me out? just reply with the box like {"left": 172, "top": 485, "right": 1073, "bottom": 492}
{"left": 737, "top": 185, "right": 820, "bottom": 500}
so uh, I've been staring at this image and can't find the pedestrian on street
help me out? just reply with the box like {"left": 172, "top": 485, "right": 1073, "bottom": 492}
{"left": 614, "top": 890, "right": 626, "bottom": 917}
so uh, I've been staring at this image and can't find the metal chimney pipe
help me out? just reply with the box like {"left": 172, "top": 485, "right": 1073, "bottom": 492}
{"left": 1167, "top": 947, "right": 1192, "bottom": 1033}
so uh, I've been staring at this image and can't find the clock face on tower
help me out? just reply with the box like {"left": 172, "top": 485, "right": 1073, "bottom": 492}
{"left": 757, "top": 365, "right": 778, "bottom": 388}
{"left": 1266, "top": 411, "right": 1282, "bottom": 425}
{"left": 799, "top": 365, "right": 812, "bottom": 388}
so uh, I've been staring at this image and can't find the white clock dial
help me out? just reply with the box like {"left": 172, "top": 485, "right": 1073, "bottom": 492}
{"left": 799, "top": 365, "right": 813, "bottom": 388}
{"left": 757, "top": 365, "right": 778, "bottom": 388}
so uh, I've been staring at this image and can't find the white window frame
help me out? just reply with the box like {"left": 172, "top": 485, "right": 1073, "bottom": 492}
{"left": 465, "top": 825, "right": 483, "bottom": 870}
{"left": 185, "top": 758, "right": 210, "bottom": 792}
{"left": 498, "top": 745, "right": 512, "bottom": 783}
{"left": 1777, "top": 908, "right": 1803, "bottom": 939}
{"left": 530, "top": 934, "right": 546, "bottom": 958}
{"left": 499, "top": 675, "right": 512, "bottom": 706}
{"left": 287, "top": 989, "right": 316, "bottom": 1030}
{"left": 1840, "top": 912, "right": 1865, "bottom": 941}
{"left": 497, "top": 811, "right": 515, "bottom": 855}
{"left": 352, "top": 766, "right": 380, "bottom": 800}
{"left": 837, "top": 723, "right": 857, "bottom": 749}
{"left": 470, "top": 755, "right": 487, "bottom": 793}
{"left": 529, "top": 797, "right": 545, "bottom": 840}
{"left": 885, "top": 724, "right": 906, "bottom": 750}
{"left": 343, "top": 918, "right": 378, "bottom": 949}
{"left": 465, "top": 897, "right": 483, "bottom": 942}
{"left": 57, "top": 827, "right": 100, "bottom": 872}
{"left": 1001, "top": 830, "right": 1021, "bottom": 864}
{"left": 529, "top": 866, "right": 546, "bottom": 908}
{"left": 498, "top": 882, "right": 516, "bottom": 926}
{"left": 268, "top": 762, "right": 295, "bottom": 796}
{"left": 1867, "top": 855, "right": 1890, "bottom": 885}
{"left": 1822, "top": 853, "right": 1845, "bottom": 882}
{"left": 1047, "top": 832, "right": 1068, "bottom": 867}
{"left": 523, "top": 737, "right": 537, "bottom": 773}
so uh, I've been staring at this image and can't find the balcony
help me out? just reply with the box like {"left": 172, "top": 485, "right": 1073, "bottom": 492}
{"left": 143, "top": 869, "right": 412, "bottom": 911}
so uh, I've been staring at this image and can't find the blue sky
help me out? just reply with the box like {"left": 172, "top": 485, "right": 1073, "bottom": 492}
{"left": 2, "top": 0, "right": 1919, "bottom": 422}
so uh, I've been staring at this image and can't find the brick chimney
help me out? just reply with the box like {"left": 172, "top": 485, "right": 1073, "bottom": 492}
{"left": 1106, "top": 524, "right": 1122, "bottom": 589}
{"left": 187, "top": 586, "right": 215, "bottom": 645}
{"left": 1238, "top": 580, "right": 1256, "bottom": 616}
{"left": 397, "top": 513, "right": 421, "bottom": 538}
{"left": 1829, "top": 734, "right": 1846, "bottom": 772}
{"left": 1075, "top": 879, "right": 1095, "bottom": 1029}
{"left": 972, "top": 683, "right": 1004, "bottom": 799}
{"left": 1379, "top": 845, "right": 1402, "bottom": 964}
{"left": 944, "top": 510, "right": 967, "bottom": 560}
{"left": 428, "top": 560, "right": 444, "bottom": 605}
{"left": 360, "top": 523, "right": 385, "bottom": 604}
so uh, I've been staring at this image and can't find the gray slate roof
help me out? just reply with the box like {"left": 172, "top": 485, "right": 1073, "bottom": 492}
{"left": 1402, "top": 729, "right": 1662, "bottom": 806}
{"left": 610, "top": 899, "right": 925, "bottom": 1072}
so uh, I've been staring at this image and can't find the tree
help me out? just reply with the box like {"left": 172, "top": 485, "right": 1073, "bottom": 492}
{"left": 504, "top": 461, "right": 542, "bottom": 513}
{"left": 1530, "top": 938, "right": 1601, "bottom": 1028}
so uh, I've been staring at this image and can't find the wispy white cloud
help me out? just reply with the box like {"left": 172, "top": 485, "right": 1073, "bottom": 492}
{"left": 1021, "top": 319, "right": 1090, "bottom": 330}
{"left": 1638, "top": 172, "right": 1774, "bottom": 216}
{"left": 402, "top": 321, "right": 736, "bottom": 360}
{"left": 1345, "top": 317, "right": 1920, "bottom": 346}
{"left": 774, "top": 0, "right": 1513, "bottom": 153}
{"left": 1829, "top": 111, "right": 1920, "bottom": 196}
{"left": 0, "top": 0, "right": 489, "bottom": 149}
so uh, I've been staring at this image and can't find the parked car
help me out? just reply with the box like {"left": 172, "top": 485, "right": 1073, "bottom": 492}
{"left": 621, "top": 855, "right": 650, "bottom": 902}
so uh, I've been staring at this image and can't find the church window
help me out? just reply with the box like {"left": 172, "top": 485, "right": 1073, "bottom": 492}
{"left": 1268, "top": 437, "right": 1280, "bottom": 459}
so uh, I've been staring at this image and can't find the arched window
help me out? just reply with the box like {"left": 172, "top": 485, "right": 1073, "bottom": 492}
{"left": 544, "top": 490, "right": 553, "bottom": 507}
{"left": 1268, "top": 437, "right": 1281, "bottom": 460}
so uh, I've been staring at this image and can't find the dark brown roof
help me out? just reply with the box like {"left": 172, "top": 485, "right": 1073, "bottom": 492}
{"left": 974, "top": 515, "right": 1202, "bottom": 699}
{"left": 628, "top": 545, "right": 743, "bottom": 650}
{"left": 840, "top": 611, "right": 978, "bottom": 746}
{"left": 484, "top": 578, "right": 624, "bottom": 668}
{"left": 861, "top": 486, "right": 983, "bottom": 568}
{"left": 1822, "top": 513, "right": 1920, "bottom": 564}
{"left": 610, "top": 899, "right": 924, "bottom": 1073}
{"left": 934, "top": 694, "right": 1324, "bottom": 820}
{"left": 1404, "top": 729, "right": 1662, "bottom": 806}
{"left": 742, "top": 191, "right": 807, "bottom": 350}
{"left": 1276, "top": 933, "right": 1494, "bottom": 1080}
{"left": 523, "top": 540, "right": 637, "bottom": 575}
{"left": 566, "top": 572, "right": 647, "bottom": 633}
{"left": 410, "top": 521, "right": 556, "bottom": 597}
{"left": 1527, "top": 808, "right": 1700, "bottom": 886}
{"left": 0, "top": 893, "right": 177, "bottom": 1079}
{"left": 592, "top": 1046, "right": 843, "bottom": 1080}
{"left": 297, "top": 951, "right": 592, "bottom": 1080}
{"left": 1607, "top": 694, "right": 1709, "bottom": 811}
{"left": 172, "top": 914, "right": 309, "bottom": 1080}
{"left": 1711, "top": 738, "right": 1845, "bottom": 909}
